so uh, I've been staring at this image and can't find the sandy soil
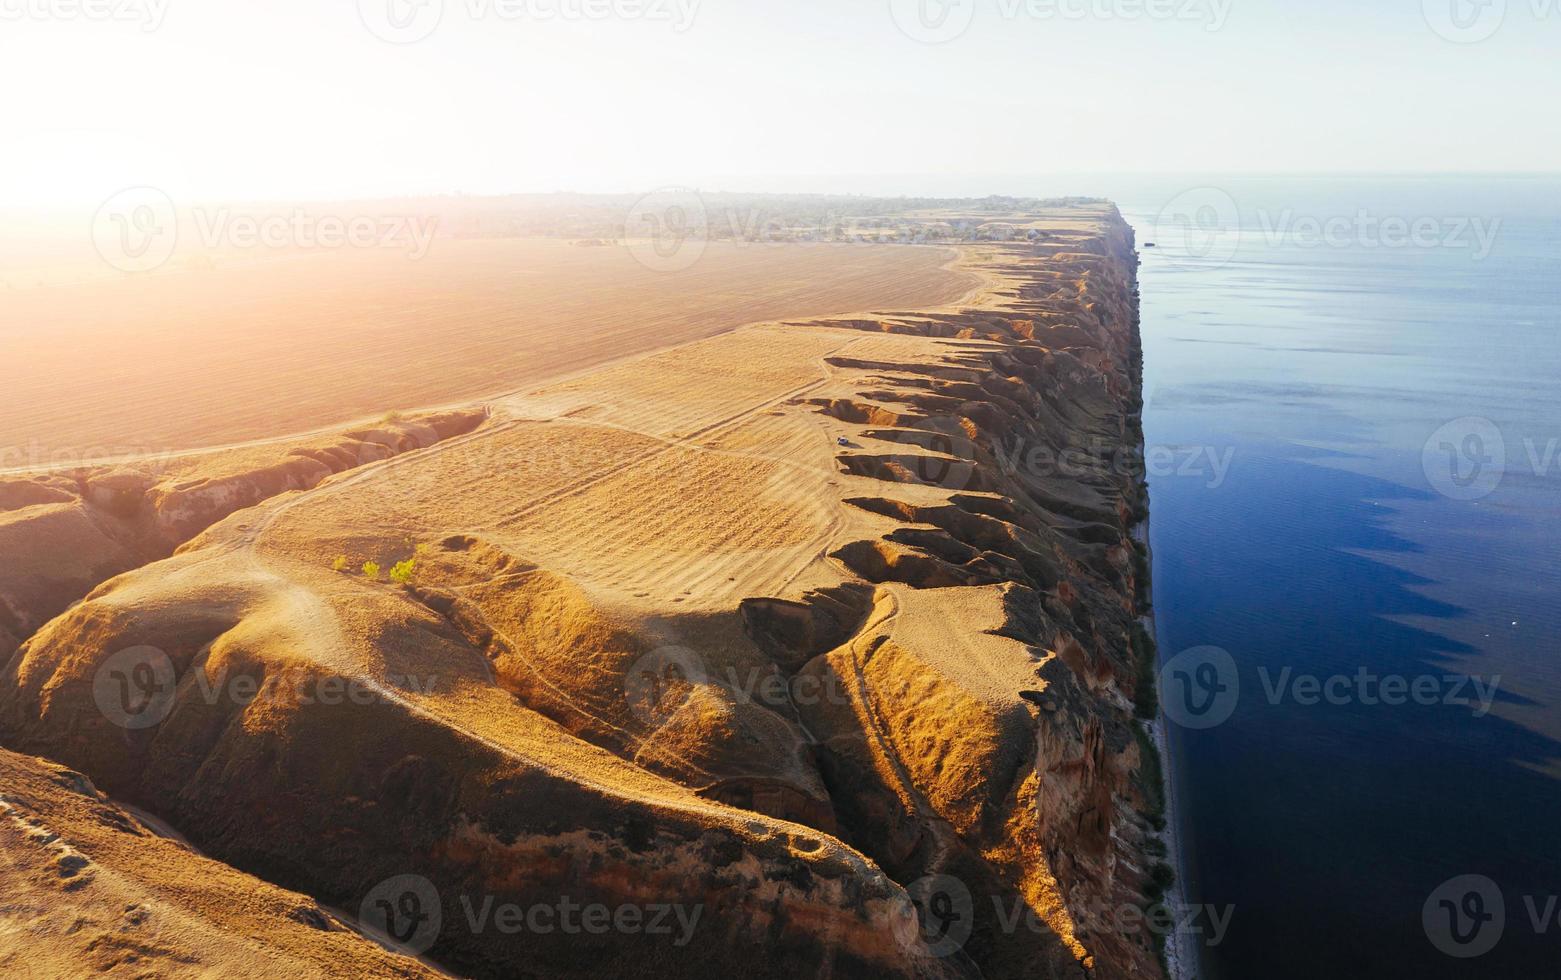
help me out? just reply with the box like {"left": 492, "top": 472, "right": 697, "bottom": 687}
{"left": 0, "top": 205, "right": 1164, "bottom": 979}
{"left": 0, "top": 747, "right": 441, "bottom": 978}
{"left": 0, "top": 239, "right": 976, "bottom": 464}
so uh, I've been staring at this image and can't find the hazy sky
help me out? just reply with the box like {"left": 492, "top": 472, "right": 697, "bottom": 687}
{"left": 3, "top": 0, "right": 1559, "bottom": 205}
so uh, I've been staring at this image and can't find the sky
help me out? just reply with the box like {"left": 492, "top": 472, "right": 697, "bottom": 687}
{"left": 2, "top": 0, "right": 1559, "bottom": 206}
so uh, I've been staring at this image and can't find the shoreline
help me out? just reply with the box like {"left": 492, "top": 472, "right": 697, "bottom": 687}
{"left": 1131, "top": 441, "right": 1194, "bottom": 980}
{"left": 1150, "top": 711, "right": 1194, "bottom": 980}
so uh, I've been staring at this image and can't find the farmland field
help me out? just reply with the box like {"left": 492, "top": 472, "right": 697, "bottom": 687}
{"left": 0, "top": 238, "right": 976, "bottom": 464}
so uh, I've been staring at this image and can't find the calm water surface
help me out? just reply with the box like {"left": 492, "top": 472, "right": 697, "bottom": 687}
{"left": 1116, "top": 176, "right": 1561, "bottom": 979}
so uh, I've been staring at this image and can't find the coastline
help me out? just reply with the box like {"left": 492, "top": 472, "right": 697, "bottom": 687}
{"left": 1151, "top": 712, "right": 1194, "bottom": 979}
{"left": 1136, "top": 424, "right": 1192, "bottom": 973}
{"left": 1127, "top": 231, "right": 1193, "bottom": 980}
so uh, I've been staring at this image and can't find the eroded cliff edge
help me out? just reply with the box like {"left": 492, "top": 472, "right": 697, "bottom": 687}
{"left": 0, "top": 205, "right": 1165, "bottom": 978}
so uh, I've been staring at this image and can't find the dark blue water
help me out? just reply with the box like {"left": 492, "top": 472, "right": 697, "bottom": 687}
{"left": 1118, "top": 176, "right": 1561, "bottom": 979}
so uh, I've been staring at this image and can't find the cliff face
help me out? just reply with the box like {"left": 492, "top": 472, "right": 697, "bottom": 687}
{"left": 0, "top": 206, "right": 1161, "bottom": 978}
{"left": 778, "top": 217, "right": 1161, "bottom": 978}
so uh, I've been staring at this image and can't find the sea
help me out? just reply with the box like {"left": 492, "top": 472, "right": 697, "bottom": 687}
{"left": 1115, "top": 175, "right": 1561, "bottom": 979}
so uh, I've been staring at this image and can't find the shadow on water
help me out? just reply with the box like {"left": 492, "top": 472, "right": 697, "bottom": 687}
{"left": 1152, "top": 448, "right": 1561, "bottom": 980}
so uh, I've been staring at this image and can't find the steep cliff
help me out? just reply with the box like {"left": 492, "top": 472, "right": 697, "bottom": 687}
{"left": 0, "top": 206, "right": 1162, "bottom": 978}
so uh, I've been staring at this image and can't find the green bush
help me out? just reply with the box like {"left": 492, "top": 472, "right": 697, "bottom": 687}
{"left": 1132, "top": 623, "right": 1159, "bottom": 720}
{"left": 389, "top": 559, "right": 416, "bottom": 585}
{"left": 362, "top": 561, "right": 381, "bottom": 580}
{"left": 1133, "top": 723, "right": 1167, "bottom": 831}
{"left": 1145, "top": 861, "right": 1176, "bottom": 902}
